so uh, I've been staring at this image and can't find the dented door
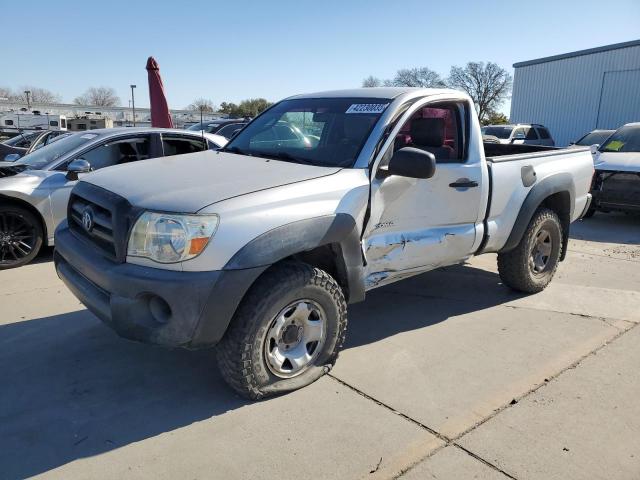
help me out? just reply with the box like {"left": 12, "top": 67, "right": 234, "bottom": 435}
{"left": 362, "top": 98, "right": 485, "bottom": 290}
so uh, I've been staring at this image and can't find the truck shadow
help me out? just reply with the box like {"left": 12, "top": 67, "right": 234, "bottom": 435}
{"left": 571, "top": 212, "right": 640, "bottom": 245}
{"left": 0, "top": 264, "right": 521, "bottom": 479}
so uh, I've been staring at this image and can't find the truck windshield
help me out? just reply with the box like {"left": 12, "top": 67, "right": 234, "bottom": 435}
{"left": 481, "top": 126, "right": 513, "bottom": 139}
{"left": 14, "top": 133, "right": 95, "bottom": 170}
{"left": 600, "top": 125, "right": 640, "bottom": 153}
{"left": 222, "top": 97, "right": 389, "bottom": 167}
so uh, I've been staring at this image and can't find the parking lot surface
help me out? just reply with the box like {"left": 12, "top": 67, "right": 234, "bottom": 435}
{"left": 1, "top": 213, "right": 639, "bottom": 480}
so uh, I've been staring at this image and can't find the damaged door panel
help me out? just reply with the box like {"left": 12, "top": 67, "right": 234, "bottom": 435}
{"left": 363, "top": 224, "right": 477, "bottom": 288}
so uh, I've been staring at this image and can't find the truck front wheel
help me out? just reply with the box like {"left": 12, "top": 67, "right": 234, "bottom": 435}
{"left": 497, "top": 208, "right": 562, "bottom": 293}
{"left": 216, "top": 261, "right": 347, "bottom": 400}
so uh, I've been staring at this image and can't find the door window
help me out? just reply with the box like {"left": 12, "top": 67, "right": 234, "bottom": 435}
{"left": 216, "top": 123, "right": 244, "bottom": 139}
{"left": 79, "top": 136, "right": 150, "bottom": 170}
{"left": 536, "top": 127, "right": 550, "bottom": 139}
{"left": 512, "top": 128, "right": 526, "bottom": 140}
{"left": 390, "top": 102, "right": 465, "bottom": 162}
{"left": 162, "top": 135, "right": 207, "bottom": 156}
{"left": 524, "top": 127, "right": 538, "bottom": 140}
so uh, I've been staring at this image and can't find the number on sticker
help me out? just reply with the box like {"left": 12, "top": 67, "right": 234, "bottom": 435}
{"left": 346, "top": 104, "right": 388, "bottom": 114}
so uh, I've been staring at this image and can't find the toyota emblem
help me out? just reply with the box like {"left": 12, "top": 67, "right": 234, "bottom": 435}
{"left": 82, "top": 209, "right": 94, "bottom": 232}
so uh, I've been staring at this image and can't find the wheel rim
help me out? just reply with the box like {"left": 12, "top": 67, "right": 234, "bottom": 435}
{"left": 0, "top": 212, "right": 36, "bottom": 265}
{"left": 263, "top": 299, "right": 326, "bottom": 379}
{"left": 529, "top": 227, "right": 553, "bottom": 274}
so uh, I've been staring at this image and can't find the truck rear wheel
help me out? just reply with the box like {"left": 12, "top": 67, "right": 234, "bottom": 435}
{"left": 216, "top": 261, "right": 347, "bottom": 400}
{"left": 497, "top": 208, "right": 562, "bottom": 293}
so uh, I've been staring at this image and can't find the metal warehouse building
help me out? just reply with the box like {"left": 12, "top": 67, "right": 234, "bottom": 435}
{"left": 510, "top": 39, "right": 640, "bottom": 146}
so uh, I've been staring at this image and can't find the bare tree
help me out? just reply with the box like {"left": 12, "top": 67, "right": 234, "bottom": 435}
{"left": 362, "top": 76, "right": 382, "bottom": 88}
{"left": 74, "top": 87, "right": 121, "bottom": 107}
{"left": 387, "top": 67, "right": 446, "bottom": 88}
{"left": 14, "top": 86, "right": 62, "bottom": 104}
{"left": 0, "top": 86, "right": 12, "bottom": 99}
{"left": 186, "top": 98, "right": 216, "bottom": 112}
{"left": 448, "top": 62, "right": 512, "bottom": 122}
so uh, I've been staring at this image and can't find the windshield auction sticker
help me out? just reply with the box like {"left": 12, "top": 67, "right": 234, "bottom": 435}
{"left": 346, "top": 103, "right": 388, "bottom": 114}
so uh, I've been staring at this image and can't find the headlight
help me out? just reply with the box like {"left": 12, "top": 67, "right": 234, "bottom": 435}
{"left": 127, "top": 212, "right": 219, "bottom": 263}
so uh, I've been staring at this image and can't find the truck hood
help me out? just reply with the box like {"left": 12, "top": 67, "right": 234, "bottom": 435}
{"left": 595, "top": 152, "right": 640, "bottom": 172}
{"left": 82, "top": 150, "right": 342, "bottom": 213}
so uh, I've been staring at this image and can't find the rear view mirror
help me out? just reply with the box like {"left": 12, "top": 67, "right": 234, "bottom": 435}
{"left": 66, "top": 158, "right": 91, "bottom": 181}
{"left": 378, "top": 147, "right": 436, "bottom": 179}
{"left": 312, "top": 112, "right": 330, "bottom": 122}
{"left": 4, "top": 153, "right": 21, "bottom": 162}
{"left": 590, "top": 144, "right": 600, "bottom": 155}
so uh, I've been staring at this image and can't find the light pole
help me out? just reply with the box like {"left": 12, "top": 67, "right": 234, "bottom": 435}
{"left": 24, "top": 90, "right": 31, "bottom": 110}
{"left": 130, "top": 85, "right": 136, "bottom": 127}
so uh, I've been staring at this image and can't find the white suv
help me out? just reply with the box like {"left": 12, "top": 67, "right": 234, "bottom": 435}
{"left": 482, "top": 124, "right": 555, "bottom": 146}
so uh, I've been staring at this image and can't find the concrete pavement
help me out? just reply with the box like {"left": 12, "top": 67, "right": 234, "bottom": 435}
{"left": 0, "top": 212, "right": 638, "bottom": 479}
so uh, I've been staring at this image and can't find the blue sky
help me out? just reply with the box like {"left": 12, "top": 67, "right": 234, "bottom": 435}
{"left": 3, "top": 0, "right": 639, "bottom": 112}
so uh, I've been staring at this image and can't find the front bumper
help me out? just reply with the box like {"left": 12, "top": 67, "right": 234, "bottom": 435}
{"left": 54, "top": 222, "right": 265, "bottom": 348}
{"left": 591, "top": 170, "right": 640, "bottom": 213}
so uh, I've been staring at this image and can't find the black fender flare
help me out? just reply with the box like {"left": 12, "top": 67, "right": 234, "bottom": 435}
{"left": 223, "top": 214, "right": 365, "bottom": 303}
{"left": 500, "top": 172, "right": 574, "bottom": 259}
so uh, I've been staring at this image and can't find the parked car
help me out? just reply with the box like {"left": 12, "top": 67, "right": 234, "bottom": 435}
{"left": 481, "top": 124, "right": 555, "bottom": 146}
{"left": 585, "top": 123, "right": 640, "bottom": 217}
{"left": 569, "top": 129, "right": 615, "bottom": 148}
{"left": 0, "top": 128, "right": 227, "bottom": 269}
{"left": 187, "top": 118, "right": 249, "bottom": 139}
{"left": 54, "top": 88, "right": 593, "bottom": 399}
{"left": 0, "top": 130, "right": 71, "bottom": 161}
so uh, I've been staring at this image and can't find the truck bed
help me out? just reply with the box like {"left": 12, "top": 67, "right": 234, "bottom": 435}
{"left": 483, "top": 142, "right": 561, "bottom": 159}
{"left": 479, "top": 143, "right": 594, "bottom": 254}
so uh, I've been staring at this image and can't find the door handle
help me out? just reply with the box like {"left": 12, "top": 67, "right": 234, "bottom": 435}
{"left": 449, "top": 179, "right": 478, "bottom": 188}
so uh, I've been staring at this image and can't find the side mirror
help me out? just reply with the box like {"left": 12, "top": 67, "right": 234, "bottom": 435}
{"left": 4, "top": 153, "right": 21, "bottom": 162}
{"left": 378, "top": 147, "right": 436, "bottom": 179}
{"left": 66, "top": 159, "right": 91, "bottom": 181}
{"left": 590, "top": 144, "right": 600, "bottom": 155}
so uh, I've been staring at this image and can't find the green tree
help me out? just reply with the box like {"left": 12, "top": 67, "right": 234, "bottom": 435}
{"left": 482, "top": 111, "right": 509, "bottom": 126}
{"left": 220, "top": 98, "right": 272, "bottom": 117}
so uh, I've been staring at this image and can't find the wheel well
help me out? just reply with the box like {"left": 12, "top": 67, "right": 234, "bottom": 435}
{"left": 540, "top": 191, "right": 570, "bottom": 261}
{"left": 0, "top": 195, "right": 48, "bottom": 242}
{"left": 286, "top": 243, "right": 351, "bottom": 300}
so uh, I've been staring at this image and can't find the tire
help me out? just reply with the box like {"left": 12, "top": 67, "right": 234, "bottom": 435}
{"left": 497, "top": 208, "right": 562, "bottom": 294}
{"left": 216, "top": 261, "right": 347, "bottom": 400}
{"left": 582, "top": 205, "right": 596, "bottom": 218}
{"left": 0, "top": 205, "right": 43, "bottom": 270}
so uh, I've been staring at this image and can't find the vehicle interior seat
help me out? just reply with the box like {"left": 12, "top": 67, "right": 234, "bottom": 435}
{"left": 408, "top": 117, "right": 453, "bottom": 160}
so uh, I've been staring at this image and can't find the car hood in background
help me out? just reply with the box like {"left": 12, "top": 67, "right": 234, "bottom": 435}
{"left": 595, "top": 152, "right": 640, "bottom": 173}
{"left": 81, "top": 150, "right": 342, "bottom": 213}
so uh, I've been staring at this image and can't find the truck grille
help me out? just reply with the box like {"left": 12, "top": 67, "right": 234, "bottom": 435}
{"left": 67, "top": 182, "right": 140, "bottom": 262}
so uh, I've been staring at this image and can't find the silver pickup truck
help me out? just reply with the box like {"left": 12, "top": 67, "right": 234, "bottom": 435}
{"left": 54, "top": 88, "right": 594, "bottom": 399}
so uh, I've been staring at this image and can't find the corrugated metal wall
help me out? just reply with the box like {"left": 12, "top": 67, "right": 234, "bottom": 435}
{"left": 510, "top": 44, "right": 640, "bottom": 146}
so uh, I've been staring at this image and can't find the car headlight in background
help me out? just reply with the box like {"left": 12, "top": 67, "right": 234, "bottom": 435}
{"left": 127, "top": 212, "right": 219, "bottom": 263}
